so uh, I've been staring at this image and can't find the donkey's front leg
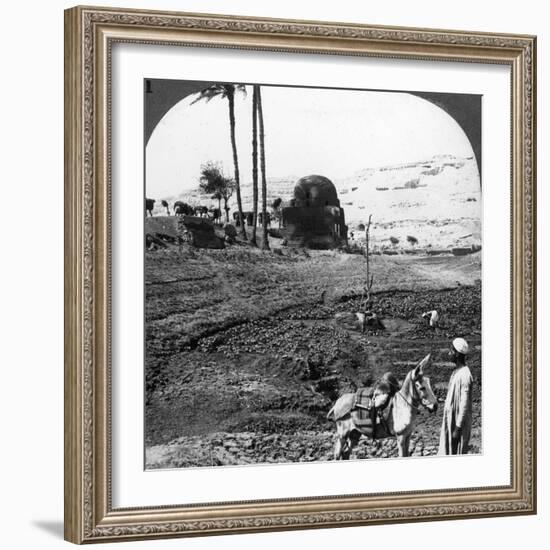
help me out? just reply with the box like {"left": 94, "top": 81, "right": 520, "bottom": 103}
{"left": 396, "top": 434, "right": 410, "bottom": 457}
{"left": 334, "top": 435, "right": 345, "bottom": 460}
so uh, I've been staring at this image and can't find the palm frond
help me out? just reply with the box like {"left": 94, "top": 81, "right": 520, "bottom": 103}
{"left": 190, "top": 85, "right": 227, "bottom": 105}
{"left": 190, "top": 83, "right": 248, "bottom": 105}
{"left": 232, "top": 84, "right": 247, "bottom": 98}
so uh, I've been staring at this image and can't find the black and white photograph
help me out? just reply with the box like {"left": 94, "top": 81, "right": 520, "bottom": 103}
{"left": 144, "top": 79, "right": 482, "bottom": 469}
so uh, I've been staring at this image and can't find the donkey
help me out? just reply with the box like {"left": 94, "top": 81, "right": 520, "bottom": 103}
{"left": 327, "top": 354, "right": 438, "bottom": 460}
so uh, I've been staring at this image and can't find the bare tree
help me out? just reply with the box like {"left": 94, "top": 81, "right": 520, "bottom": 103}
{"left": 360, "top": 214, "right": 374, "bottom": 311}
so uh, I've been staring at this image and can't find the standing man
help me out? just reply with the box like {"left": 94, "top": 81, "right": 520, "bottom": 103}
{"left": 438, "top": 337, "right": 474, "bottom": 455}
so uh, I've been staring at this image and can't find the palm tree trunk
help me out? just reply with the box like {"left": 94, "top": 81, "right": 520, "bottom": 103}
{"left": 228, "top": 91, "right": 247, "bottom": 239}
{"left": 250, "top": 86, "right": 259, "bottom": 246}
{"left": 223, "top": 198, "right": 230, "bottom": 222}
{"left": 257, "top": 86, "right": 270, "bottom": 250}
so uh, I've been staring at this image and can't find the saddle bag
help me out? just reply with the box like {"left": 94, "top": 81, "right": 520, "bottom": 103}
{"left": 352, "top": 388, "right": 376, "bottom": 431}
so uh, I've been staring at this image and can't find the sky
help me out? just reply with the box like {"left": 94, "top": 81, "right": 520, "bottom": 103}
{"left": 145, "top": 85, "right": 476, "bottom": 199}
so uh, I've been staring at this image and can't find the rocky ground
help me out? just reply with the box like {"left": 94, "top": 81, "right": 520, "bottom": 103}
{"left": 146, "top": 430, "right": 444, "bottom": 469}
{"left": 145, "top": 247, "right": 482, "bottom": 469}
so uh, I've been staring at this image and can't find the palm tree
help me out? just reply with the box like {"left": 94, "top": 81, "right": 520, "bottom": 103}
{"left": 250, "top": 86, "right": 259, "bottom": 246}
{"left": 191, "top": 84, "right": 247, "bottom": 239}
{"left": 255, "top": 85, "right": 270, "bottom": 250}
{"left": 198, "top": 161, "right": 236, "bottom": 223}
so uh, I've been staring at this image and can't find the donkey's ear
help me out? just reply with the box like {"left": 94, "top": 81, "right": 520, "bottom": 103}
{"left": 415, "top": 354, "right": 431, "bottom": 377}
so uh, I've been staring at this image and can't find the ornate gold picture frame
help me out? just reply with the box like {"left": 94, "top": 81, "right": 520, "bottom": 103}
{"left": 64, "top": 5, "right": 536, "bottom": 544}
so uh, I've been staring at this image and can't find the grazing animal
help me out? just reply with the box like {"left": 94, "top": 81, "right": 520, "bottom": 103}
{"left": 195, "top": 205, "right": 209, "bottom": 217}
{"left": 258, "top": 211, "right": 271, "bottom": 227}
{"left": 232, "top": 211, "right": 245, "bottom": 226}
{"left": 161, "top": 199, "right": 170, "bottom": 215}
{"left": 145, "top": 198, "right": 155, "bottom": 217}
{"left": 209, "top": 207, "right": 222, "bottom": 223}
{"left": 174, "top": 201, "right": 193, "bottom": 216}
{"left": 242, "top": 211, "right": 254, "bottom": 226}
{"left": 232, "top": 210, "right": 254, "bottom": 226}
{"left": 327, "top": 355, "right": 437, "bottom": 459}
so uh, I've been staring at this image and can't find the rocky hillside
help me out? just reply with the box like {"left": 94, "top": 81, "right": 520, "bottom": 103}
{"left": 151, "top": 154, "right": 481, "bottom": 250}
{"left": 335, "top": 155, "right": 481, "bottom": 249}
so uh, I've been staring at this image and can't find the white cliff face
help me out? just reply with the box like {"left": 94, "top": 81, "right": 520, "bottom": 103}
{"left": 333, "top": 155, "right": 481, "bottom": 249}
{"left": 154, "top": 154, "right": 481, "bottom": 250}
{"left": 335, "top": 155, "right": 479, "bottom": 221}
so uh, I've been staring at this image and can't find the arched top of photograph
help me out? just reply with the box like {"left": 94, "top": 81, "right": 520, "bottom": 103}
{"left": 146, "top": 84, "right": 480, "bottom": 197}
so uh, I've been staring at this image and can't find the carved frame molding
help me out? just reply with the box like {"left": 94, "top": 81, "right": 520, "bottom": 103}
{"left": 64, "top": 6, "right": 536, "bottom": 544}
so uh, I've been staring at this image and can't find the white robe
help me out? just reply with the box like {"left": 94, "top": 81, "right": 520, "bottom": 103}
{"left": 438, "top": 365, "right": 473, "bottom": 455}
{"left": 422, "top": 310, "right": 439, "bottom": 327}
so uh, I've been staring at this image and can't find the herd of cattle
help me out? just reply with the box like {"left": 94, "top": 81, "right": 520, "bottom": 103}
{"left": 145, "top": 198, "right": 272, "bottom": 227}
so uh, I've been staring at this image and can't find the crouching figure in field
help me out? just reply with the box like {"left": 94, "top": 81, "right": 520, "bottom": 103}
{"left": 327, "top": 354, "right": 438, "bottom": 459}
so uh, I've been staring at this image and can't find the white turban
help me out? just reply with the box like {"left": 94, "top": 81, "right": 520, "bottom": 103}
{"left": 452, "top": 337, "right": 469, "bottom": 355}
